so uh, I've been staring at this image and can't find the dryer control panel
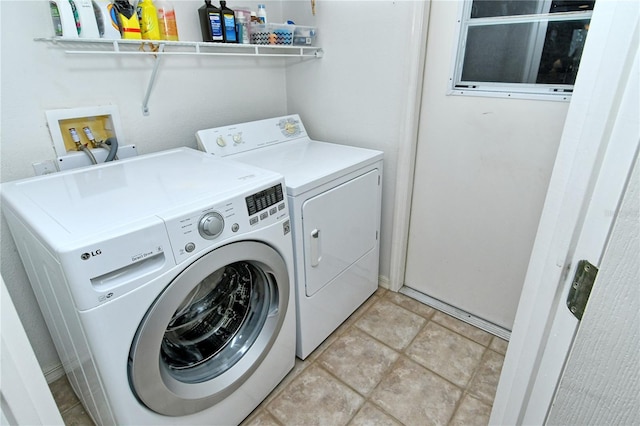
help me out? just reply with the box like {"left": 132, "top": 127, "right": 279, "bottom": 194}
{"left": 196, "top": 114, "right": 308, "bottom": 157}
{"left": 161, "top": 182, "right": 289, "bottom": 264}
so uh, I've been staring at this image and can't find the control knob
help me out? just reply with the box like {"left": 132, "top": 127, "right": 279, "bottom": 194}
{"left": 198, "top": 212, "right": 225, "bottom": 239}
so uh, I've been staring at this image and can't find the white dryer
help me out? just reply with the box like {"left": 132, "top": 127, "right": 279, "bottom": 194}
{"left": 1, "top": 148, "right": 295, "bottom": 425}
{"left": 197, "top": 115, "right": 383, "bottom": 359}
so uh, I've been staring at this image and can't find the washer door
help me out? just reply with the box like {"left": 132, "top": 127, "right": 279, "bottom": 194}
{"left": 128, "top": 241, "right": 289, "bottom": 416}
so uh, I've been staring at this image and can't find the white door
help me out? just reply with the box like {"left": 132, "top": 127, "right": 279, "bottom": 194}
{"left": 1, "top": 277, "right": 64, "bottom": 425}
{"left": 546, "top": 154, "right": 639, "bottom": 425}
{"left": 490, "top": 1, "right": 639, "bottom": 423}
{"left": 403, "top": 0, "right": 570, "bottom": 331}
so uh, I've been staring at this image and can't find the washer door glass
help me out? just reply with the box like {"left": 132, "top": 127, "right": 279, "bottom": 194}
{"left": 161, "top": 261, "right": 269, "bottom": 383}
{"left": 128, "top": 241, "right": 290, "bottom": 417}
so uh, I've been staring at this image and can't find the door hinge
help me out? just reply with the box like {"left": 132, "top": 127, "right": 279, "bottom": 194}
{"left": 566, "top": 260, "right": 598, "bottom": 320}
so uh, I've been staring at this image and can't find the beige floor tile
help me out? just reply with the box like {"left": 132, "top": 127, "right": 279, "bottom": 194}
{"left": 431, "top": 312, "right": 493, "bottom": 346}
{"left": 60, "top": 402, "right": 94, "bottom": 426}
{"left": 319, "top": 328, "right": 399, "bottom": 395}
{"left": 384, "top": 291, "right": 436, "bottom": 319}
{"left": 49, "top": 376, "right": 80, "bottom": 414}
{"left": 262, "top": 357, "right": 310, "bottom": 406}
{"left": 468, "top": 350, "right": 505, "bottom": 404}
{"left": 449, "top": 394, "right": 492, "bottom": 426}
{"left": 267, "top": 364, "right": 364, "bottom": 426}
{"left": 349, "top": 402, "right": 402, "bottom": 426}
{"left": 355, "top": 299, "right": 426, "bottom": 351}
{"left": 405, "top": 322, "right": 485, "bottom": 388}
{"left": 242, "top": 409, "right": 282, "bottom": 426}
{"left": 370, "top": 357, "right": 462, "bottom": 426}
{"left": 489, "top": 336, "right": 509, "bottom": 355}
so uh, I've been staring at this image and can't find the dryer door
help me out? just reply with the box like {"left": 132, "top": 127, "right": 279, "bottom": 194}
{"left": 128, "top": 241, "right": 289, "bottom": 416}
{"left": 302, "top": 169, "right": 380, "bottom": 297}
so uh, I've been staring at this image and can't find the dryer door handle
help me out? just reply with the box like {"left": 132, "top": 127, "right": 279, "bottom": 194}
{"left": 310, "top": 229, "right": 321, "bottom": 267}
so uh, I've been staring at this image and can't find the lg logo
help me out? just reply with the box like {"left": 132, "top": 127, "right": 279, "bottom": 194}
{"left": 81, "top": 249, "right": 102, "bottom": 260}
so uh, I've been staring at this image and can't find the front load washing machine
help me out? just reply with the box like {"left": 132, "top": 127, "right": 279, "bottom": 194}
{"left": 1, "top": 148, "right": 295, "bottom": 425}
{"left": 197, "top": 115, "right": 383, "bottom": 359}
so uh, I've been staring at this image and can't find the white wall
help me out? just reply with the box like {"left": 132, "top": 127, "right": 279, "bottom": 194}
{"left": 283, "top": 0, "right": 418, "bottom": 287}
{"left": 0, "top": 0, "right": 291, "bottom": 376}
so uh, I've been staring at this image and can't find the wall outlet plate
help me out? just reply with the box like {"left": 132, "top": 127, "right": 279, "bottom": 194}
{"left": 32, "top": 160, "right": 59, "bottom": 176}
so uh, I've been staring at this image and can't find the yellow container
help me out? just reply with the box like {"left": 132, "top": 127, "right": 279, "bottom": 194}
{"left": 138, "top": 0, "right": 161, "bottom": 40}
{"left": 119, "top": 12, "right": 142, "bottom": 39}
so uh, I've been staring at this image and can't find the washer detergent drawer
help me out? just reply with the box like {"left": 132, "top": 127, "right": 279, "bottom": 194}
{"left": 58, "top": 220, "right": 174, "bottom": 310}
{"left": 302, "top": 169, "right": 379, "bottom": 297}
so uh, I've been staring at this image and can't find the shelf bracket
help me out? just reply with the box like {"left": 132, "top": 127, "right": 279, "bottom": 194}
{"left": 142, "top": 43, "right": 165, "bottom": 116}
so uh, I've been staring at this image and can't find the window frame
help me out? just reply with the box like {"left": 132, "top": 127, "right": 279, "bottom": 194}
{"left": 448, "top": 0, "right": 594, "bottom": 101}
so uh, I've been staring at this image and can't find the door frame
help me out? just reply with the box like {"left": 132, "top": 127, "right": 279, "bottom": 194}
{"left": 388, "top": 0, "right": 430, "bottom": 292}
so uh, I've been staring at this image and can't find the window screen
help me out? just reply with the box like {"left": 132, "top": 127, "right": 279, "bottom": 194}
{"left": 451, "top": 0, "right": 595, "bottom": 99}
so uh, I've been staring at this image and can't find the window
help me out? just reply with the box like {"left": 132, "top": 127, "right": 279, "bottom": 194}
{"left": 451, "top": 0, "right": 595, "bottom": 100}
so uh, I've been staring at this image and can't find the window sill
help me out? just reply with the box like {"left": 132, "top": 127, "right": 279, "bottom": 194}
{"left": 447, "top": 88, "right": 572, "bottom": 102}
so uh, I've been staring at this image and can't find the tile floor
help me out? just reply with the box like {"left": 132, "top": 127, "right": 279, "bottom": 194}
{"left": 50, "top": 288, "right": 507, "bottom": 426}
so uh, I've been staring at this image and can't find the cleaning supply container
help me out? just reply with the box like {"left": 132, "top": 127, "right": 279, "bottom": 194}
{"left": 137, "top": 0, "right": 161, "bottom": 40}
{"left": 157, "top": 2, "right": 179, "bottom": 41}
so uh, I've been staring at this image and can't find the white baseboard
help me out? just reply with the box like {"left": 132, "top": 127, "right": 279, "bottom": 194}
{"left": 399, "top": 286, "right": 511, "bottom": 341}
{"left": 44, "top": 363, "right": 66, "bottom": 384}
{"left": 378, "top": 275, "right": 391, "bottom": 289}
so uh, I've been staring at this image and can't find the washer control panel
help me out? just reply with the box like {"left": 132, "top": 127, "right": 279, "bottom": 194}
{"left": 198, "top": 211, "right": 225, "bottom": 239}
{"left": 161, "top": 182, "right": 289, "bottom": 264}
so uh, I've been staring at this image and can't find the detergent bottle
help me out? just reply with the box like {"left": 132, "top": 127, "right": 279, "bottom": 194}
{"left": 113, "top": 0, "right": 141, "bottom": 39}
{"left": 49, "top": 0, "right": 79, "bottom": 38}
{"left": 76, "top": 0, "right": 100, "bottom": 38}
{"left": 94, "top": 0, "right": 122, "bottom": 39}
{"left": 137, "top": 0, "right": 161, "bottom": 40}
